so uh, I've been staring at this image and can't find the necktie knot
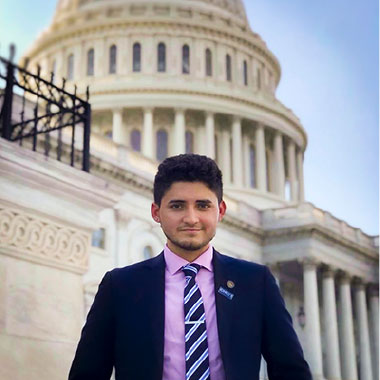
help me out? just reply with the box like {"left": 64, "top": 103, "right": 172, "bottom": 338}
{"left": 182, "top": 263, "right": 201, "bottom": 279}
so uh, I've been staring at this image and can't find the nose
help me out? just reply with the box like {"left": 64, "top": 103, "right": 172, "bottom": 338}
{"left": 183, "top": 207, "right": 199, "bottom": 225}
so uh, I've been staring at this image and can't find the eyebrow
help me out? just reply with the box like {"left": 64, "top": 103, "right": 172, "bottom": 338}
{"left": 168, "top": 199, "right": 212, "bottom": 204}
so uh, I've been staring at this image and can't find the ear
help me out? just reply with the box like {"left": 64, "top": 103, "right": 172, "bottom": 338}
{"left": 218, "top": 200, "right": 227, "bottom": 221}
{"left": 151, "top": 203, "right": 160, "bottom": 223}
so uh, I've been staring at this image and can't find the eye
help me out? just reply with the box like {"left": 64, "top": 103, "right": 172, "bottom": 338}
{"left": 169, "top": 203, "right": 183, "bottom": 209}
{"left": 197, "top": 203, "right": 210, "bottom": 210}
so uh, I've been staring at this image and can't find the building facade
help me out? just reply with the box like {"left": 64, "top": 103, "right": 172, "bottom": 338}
{"left": 0, "top": 1, "right": 378, "bottom": 380}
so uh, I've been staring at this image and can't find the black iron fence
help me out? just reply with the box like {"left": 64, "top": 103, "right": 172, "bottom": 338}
{"left": 0, "top": 45, "right": 91, "bottom": 172}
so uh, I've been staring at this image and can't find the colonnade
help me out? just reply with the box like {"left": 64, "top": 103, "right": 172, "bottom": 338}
{"left": 297, "top": 261, "right": 378, "bottom": 380}
{"left": 108, "top": 107, "right": 305, "bottom": 201}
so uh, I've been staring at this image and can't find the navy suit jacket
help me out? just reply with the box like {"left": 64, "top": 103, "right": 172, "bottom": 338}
{"left": 69, "top": 250, "right": 312, "bottom": 380}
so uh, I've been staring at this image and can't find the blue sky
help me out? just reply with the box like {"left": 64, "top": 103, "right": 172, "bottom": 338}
{"left": 0, "top": 0, "right": 378, "bottom": 235}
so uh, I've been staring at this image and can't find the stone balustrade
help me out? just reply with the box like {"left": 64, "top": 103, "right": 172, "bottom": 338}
{"left": 262, "top": 203, "right": 377, "bottom": 250}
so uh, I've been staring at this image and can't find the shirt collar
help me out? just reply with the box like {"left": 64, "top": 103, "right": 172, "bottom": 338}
{"left": 164, "top": 244, "right": 213, "bottom": 275}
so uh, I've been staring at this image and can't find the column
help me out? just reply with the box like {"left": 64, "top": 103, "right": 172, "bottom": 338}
{"left": 232, "top": 116, "right": 243, "bottom": 187}
{"left": 221, "top": 128, "right": 231, "bottom": 184}
{"left": 205, "top": 111, "right": 215, "bottom": 159}
{"left": 243, "top": 134, "right": 250, "bottom": 187}
{"left": 112, "top": 108, "right": 127, "bottom": 145}
{"left": 354, "top": 281, "right": 373, "bottom": 380}
{"left": 287, "top": 140, "right": 298, "bottom": 201}
{"left": 268, "top": 150, "right": 274, "bottom": 193}
{"left": 142, "top": 107, "right": 154, "bottom": 159}
{"left": 369, "top": 286, "right": 379, "bottom": 380}
{"left": 255, "top": 124, "right": 267, "bottom": 192}
{"left": 296, "top": 149, "right": 305, "bottom": 201}
{"left": 273, "top": 131, "right": 285, "bottom": 197}
{"left": 197, "top": 126, "right": 206, "bottom": 156}
{"left": 338, "top": 274, "right": 358, "bottom": 380}
{"left": 173, "top": 108, "right": 186, "bottom": 155}
{"left": 322, "top": 268, "right": 342, "bottom": 380}
{"left": 303, "top": 260, "right": 323, "bottom": 379}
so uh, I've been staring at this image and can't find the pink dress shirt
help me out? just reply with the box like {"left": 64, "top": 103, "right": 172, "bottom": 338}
{"left": 162, "top": 245, "right": 226, "bottom": 380}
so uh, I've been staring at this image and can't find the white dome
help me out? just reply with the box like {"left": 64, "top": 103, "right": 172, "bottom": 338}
{"left": 24, "top": 0, "right": 307, "bottom": 210}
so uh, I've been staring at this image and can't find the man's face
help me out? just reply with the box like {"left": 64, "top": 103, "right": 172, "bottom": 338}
{"left": 151, "top": 181, "right": 226, "bottom": 261}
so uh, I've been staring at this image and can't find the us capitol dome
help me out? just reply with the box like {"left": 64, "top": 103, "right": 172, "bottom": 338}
{"left": 24, "top": 0, "right": 306, "bottom": 209}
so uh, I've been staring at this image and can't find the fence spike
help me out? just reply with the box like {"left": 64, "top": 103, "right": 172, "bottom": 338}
{"left": 9, "top": 44, "right": 16, "bottom": 62}
{"left": 86, "top": 85, "right": 90, "bottom": 101}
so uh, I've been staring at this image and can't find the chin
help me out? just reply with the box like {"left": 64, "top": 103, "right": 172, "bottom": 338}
{"left": 174, "top": 239, "right": 208, "bottom": 252}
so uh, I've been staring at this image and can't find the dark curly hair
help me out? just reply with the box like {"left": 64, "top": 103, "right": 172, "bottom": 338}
{"left": 153, "top": 154, "right": 223, "bottom": 206}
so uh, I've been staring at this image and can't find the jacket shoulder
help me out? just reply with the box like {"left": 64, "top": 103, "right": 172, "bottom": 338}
{"left": 105, "top": 251, "right": 164, "bottom": 281}
{"left": 213, "top": 249, "right": 269, "bottom": 276}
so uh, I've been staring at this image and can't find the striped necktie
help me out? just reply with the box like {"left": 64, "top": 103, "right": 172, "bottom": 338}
{"left": 182, "top": 263, "right": 210, "bottom": 380}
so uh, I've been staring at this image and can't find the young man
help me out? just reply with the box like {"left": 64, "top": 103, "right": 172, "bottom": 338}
{"left": 69, "top": 154, "right": 312, "bottom": 380}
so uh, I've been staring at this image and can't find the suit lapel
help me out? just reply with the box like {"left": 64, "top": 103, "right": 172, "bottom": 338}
{"left": 142, "top": 252, "right": 166, "bottom": 380}
{"left": 213, "top": 249, "right": 237, "bottom": 376}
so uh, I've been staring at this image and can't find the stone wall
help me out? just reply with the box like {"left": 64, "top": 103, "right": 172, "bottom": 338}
{"left": 0, "top": 138, "right": 120, "bottom": 380}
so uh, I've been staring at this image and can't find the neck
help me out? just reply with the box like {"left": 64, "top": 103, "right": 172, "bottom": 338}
{"left": 167, "top": 242, "right": 209, "bottom": 262}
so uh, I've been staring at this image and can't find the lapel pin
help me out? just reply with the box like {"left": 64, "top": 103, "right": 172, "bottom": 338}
{"left": 227, "top": 280, "right": 235, "bottom": 289}
{"left": 218, "top": 286, "right": 234, "bottom": 300}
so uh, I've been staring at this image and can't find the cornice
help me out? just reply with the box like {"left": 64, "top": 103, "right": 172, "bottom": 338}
{"left": 221, "top": 214, "right": 264, "bottom": 243}
{"left": 90, "top": 155, "right": 153, "bottom": 195}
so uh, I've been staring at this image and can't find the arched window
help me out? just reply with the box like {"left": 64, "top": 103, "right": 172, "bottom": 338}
{"left": 130, "top": 129, "right": 141, "bottom": 152}
{"left": 157, "top": 42, "right": 166, "bottom": 72}
{"left": 156, "top": 129, "right": 168, "bottom": 161}
{"left": 133, "top": 42, "right": 141, "bottom": 72}
{"left": 268, "top": 71, "right": 273, "bottom": 91}
{"left": 249, "top": 145, "right": 256, "bottom": 188}
{"left": 226, "top": 54, "right": 232, "bottom": 81}
{"left": 143, "top": 246, "right": 153, "bottom": 260}
{"left": 87, "top": 48, "right": 94, "bottom": 76}
{"left": 257, "top": 68, "right": 261, "bottom": 89}
{"left": 185, "top": 130, "right": 194, "bottom": 153}
{"left": 109, "top": 45, "right": 117, "bottom": 74}
{"left": 182, "top": 44, "right": 190, "bottom": 74}
{"left": 67, "top": 54, "right": 74, "bottom": 80}
{"left": 243, "top": 60, "right": 248, "bottom": 86}
{"left": 205, "top": 48, "right": 212, "bottom": 77}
